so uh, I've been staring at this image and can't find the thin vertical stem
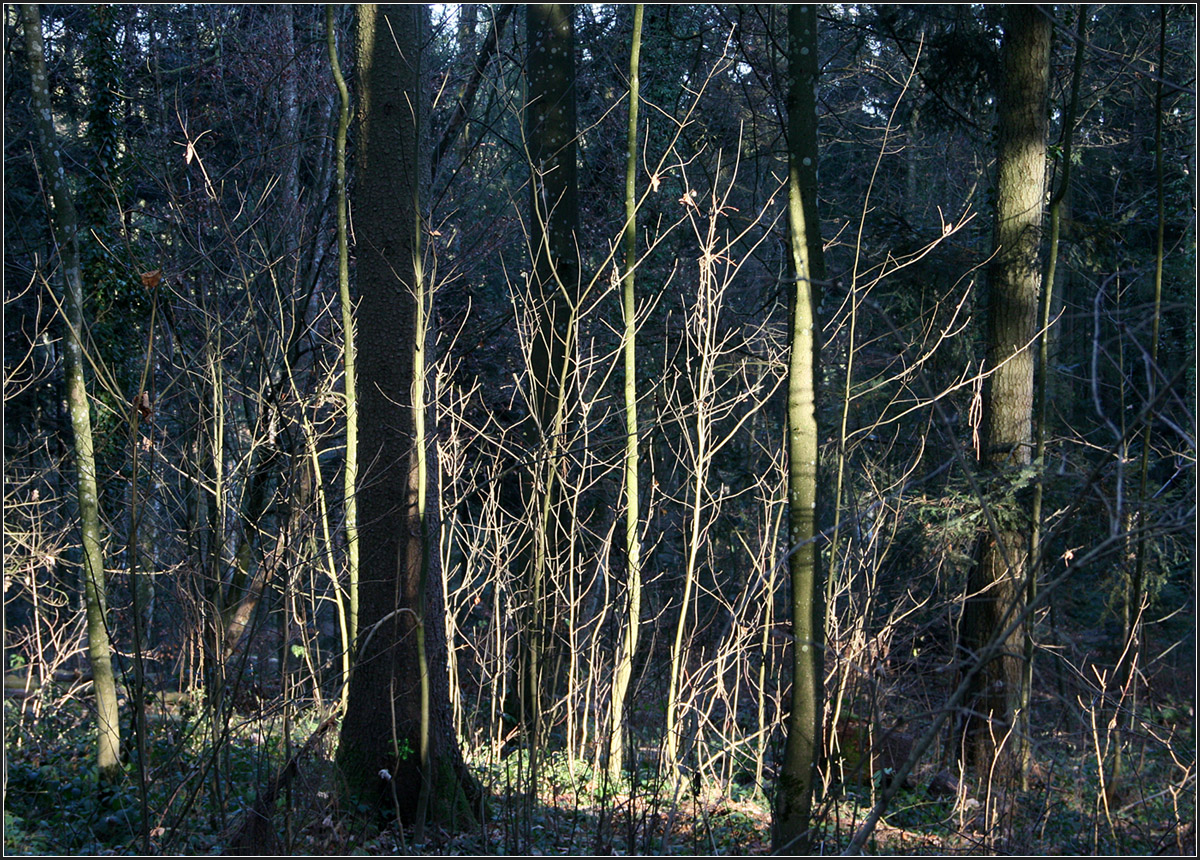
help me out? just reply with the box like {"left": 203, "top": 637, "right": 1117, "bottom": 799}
{"left": 1028, "top": 5, "right": 1087, "bottom": 786}
{"left": 327, "top": 4, "right": 358, "bottom": 696}
{"left": 608, "top": 2, "right": 643, "bottom": 784}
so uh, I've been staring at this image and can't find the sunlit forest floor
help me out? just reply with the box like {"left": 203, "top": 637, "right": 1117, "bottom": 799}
{"left": 5, "top": 629, "right": 1193, "bottom": 857}
{"left": 5, "top": 562, "right": 1194, "bottom": 855}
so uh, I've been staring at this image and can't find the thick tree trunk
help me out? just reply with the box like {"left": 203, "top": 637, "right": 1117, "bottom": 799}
{"left": 22, "top": 2, "right": 122, "bottom": 785}
{"left": 525, "top": 4, "right": 578, "bottom": 432}
{"left": 774, "top": 4, "right": 826, "bottom": 853}
{"left": 514, "top": 2, "right": 579, "bottom": 743}
{"left": 961, "top": 4, "right": 1050, "bottom": 784}
{"left": 337, "top": 4, "right": 477, "bottom": 825}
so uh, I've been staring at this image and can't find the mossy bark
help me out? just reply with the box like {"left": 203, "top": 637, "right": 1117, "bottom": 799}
{"left": 773, "top": 4, "right": 826, "bottom": 853}
{"left": 22, "top": 2, "right": 122, "bottom": 785}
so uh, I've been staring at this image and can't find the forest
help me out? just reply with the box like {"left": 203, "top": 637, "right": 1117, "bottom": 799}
{"left": 3, "top": 3, "right": 1195, "bottom": 855}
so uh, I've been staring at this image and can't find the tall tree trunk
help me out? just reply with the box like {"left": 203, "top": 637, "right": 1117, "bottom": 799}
{"left": 337, "top": 4, "right": 476, "bottom": 825}
{"left": 961, "top": 4, "right": 1050, "bottom": 784}
{"left": 1027, "top": 4, "right": 1087, "bottom": 788}
{"left": 515, "top": 2, "right": 579, "bottom": 745}
{"left": 606, "top": 2, "right": 643, "bottom": 784}
{"left": 21, "top": 2, "right": 122, "bottom": 784}
{"left": 774, "top": 4, "right": 826, "bottom": 853}
{"left": 526, "top": 4, "right": 578, "bottom": 434}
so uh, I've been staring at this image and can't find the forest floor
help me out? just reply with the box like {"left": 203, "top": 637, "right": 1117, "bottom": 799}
{"left": 4, "top": 670, "right": 1193, "bottom": 856}
{"left": 4, "top": 579, "right": 1195, "bottom": 856}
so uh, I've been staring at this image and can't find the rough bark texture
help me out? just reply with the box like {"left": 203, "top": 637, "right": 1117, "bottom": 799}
{"left": 773, "top": 4, "right": 826, "bottom": 853}
{"left": 336, "top": 3, "right": 476, "bottom": 823}
{"left": 961, "top": 4, "right": 1050, "bottom": 783}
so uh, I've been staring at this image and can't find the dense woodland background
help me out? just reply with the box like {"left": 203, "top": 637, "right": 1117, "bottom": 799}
{"left": 3, "top": 4, "right": 1195, "bottom": 855}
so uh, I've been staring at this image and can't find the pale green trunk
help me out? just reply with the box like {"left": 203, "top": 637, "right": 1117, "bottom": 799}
{"left": 327, "top": 2, "right": 357, "bottom": 710}
{"left": 607, "top": 2, "right": 643, "bottom": 784}
{"left": 774, "top": 4, "right": 825, "bottom": 853}
{"left": 22, "top": 2, "right": 121, "bottom": 783}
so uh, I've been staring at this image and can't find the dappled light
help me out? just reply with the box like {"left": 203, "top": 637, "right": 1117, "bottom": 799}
{"left": 4, "top": 4, "right": 1194, "bottom": 855}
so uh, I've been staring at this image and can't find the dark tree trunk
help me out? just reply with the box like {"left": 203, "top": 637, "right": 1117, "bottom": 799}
{"left": 961, "top": 4, "right": 1050, "bottom": 784}
{"left": 511, "top": 2, "right": 579, "bottom": 741}
{"left": 526, "top": 3, "right": 578, "bottom": 433}
{"left": 336, "top": 3, "right": 477, "bottom": 825}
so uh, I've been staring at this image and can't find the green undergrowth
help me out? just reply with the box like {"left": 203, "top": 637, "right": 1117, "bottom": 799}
{"left": 3, "top": 687, "right": 332, "bottom": 855}
{"left": 4, "top": 685, "right": 1192, "bottom": 855}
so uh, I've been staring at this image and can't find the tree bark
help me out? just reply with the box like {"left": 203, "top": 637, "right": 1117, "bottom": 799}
{"left": 513, "top": 2, "right": 579, "bottom": 743}
{"left": 526, "top": 4, "right": 579, "bottom": 432}
{"left": 961, "top": 4, "right": 1050, "bottom": 784}
{"left": 607, "top": 2, "right": 643, "bottom": 783}
{"left": 774, "top": 4, "right": 826, "bottom": 853}
{"left": 336, "top": 3, "right": 477, "bottom": 825}
{"left": 22, "top": 2, "right": 122, "bottom": 785}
